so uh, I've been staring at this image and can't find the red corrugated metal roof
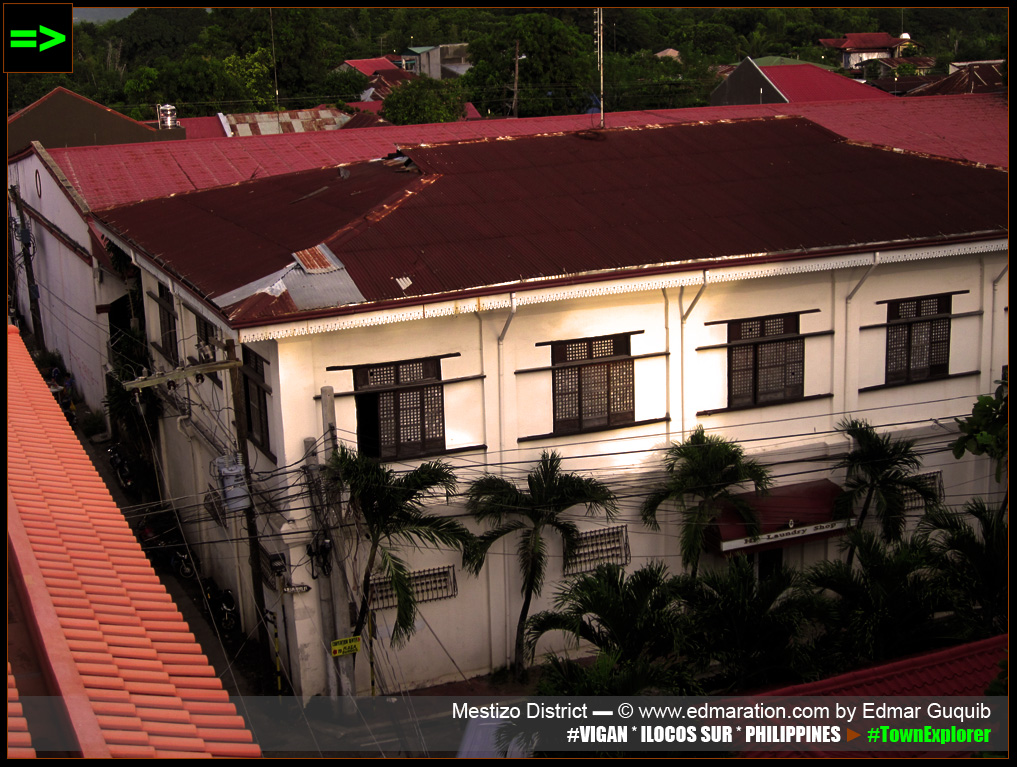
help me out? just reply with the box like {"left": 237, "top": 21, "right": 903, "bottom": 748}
{"left": 93, "top": 117, "right": 1007, "bottom": 327}
{"left": 765, "top": 634, "right": 1008, "bottom": 698}
{"left": 177, "top": 116, "right": 228, "bottom": 139}
{"left": 344, "top": 57, "right": 401, "bottom": 76}
{"left": 742, "top": 634, "right": 1007, "bottom": 758}
{"left": 7, "top": 325, "right": 260, "bottom": 757}
{"left": 43, "top": 95, "right": 1008, "bottom": 212}
{"left": 761, "top": 64, "right": 892, "bottom": 102}
{"left": 820, "top": 32, "right": 905, "bottom": 51}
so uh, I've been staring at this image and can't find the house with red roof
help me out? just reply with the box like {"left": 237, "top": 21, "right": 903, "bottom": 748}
{"left": 6, "top": 86, "right": 185, "bottom": 157}
{"left": 711, "top": 59, "right": 891, "bottom": 106}
{"left": 77, "top": 117, "right": 1008, "bottom": 696}
{"left": 7, "top": 325, "right": 260, "bottom": 757}
{"left": 819, "top": 32, "right": 911, "bottom": 71}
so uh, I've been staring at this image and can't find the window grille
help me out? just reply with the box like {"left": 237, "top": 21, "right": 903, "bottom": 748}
{"left": 903, "top": 471, "right": 944, "bottom": 512}
{"left": 565, "top": 525, "right": 631, "bottom": 574}
{"left": 552, "top": 335, "right": 635, "bottom": 434}
{"left": 369, "top": 565, "right": 458, "bottom": 610}
{"left": 886, "top": 294, "right": 952, "bottom": 384}
{"left": 728, "top": 313, "right": 804, "bottom": 408}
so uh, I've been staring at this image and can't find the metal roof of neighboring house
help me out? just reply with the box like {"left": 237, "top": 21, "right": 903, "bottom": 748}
{"left": 819, "top": 32, "right": 906, "bottom": 51}
{"left": 764, "top": 633, "right": 1008, "bottom": 698}
{"left": 343, "top": 57, "right": 401, "bottom": 76}
{"left": 225, "top": 107, "right": 352, "bottom": 137}
{"left": 907, "top": 62, "right": 1007, "bottom": 96}
{"left": 176, "top": 115, "right": 229, "bottom": 139}
{"left": 37, "top": 94, "right": 1009, "bottom": 212}
{"left": 745, "top": 634, "right": 1008, "bottom": 757}
{"left": 342, "top": 109, "right": 394, "bottom": 129}
{"left": 92, "top": 117, "right": 1008, "bottom": 328}
{"left": 7, "top": 325, "right": 261, "bottom": 757}
{"left": 760, "top": 64, "right": 892, "bottom": 102}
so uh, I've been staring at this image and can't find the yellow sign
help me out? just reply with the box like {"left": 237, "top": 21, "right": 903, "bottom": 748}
{"left": 331, "top": 636, "right": 361, "bottom": 657}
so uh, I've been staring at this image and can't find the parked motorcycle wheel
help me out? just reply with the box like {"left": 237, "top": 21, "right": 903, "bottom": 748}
{"left": 175, "top": 555, "right": 196, "bottom": 579}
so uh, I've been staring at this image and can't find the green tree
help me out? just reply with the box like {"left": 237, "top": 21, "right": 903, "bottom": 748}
{"left": 380, "top": 77, "right": 467, "bottom": 125}
{"left": 809, "top": 530, "right": 943, "bottom": 666}
{"left": 324, "top": 444, "right": 470, "bottom": 646}
{"left": 525, "top": 562, "right": 691, "bottom": 666}
{"left": 464, "top": 13, "right": 595, "bottom": 117}
{"left": 835, "top": 418, "right": 939, "bottom": 565}
{"left": 323, "top": 67, "right": 370, "bottom": 105}
{"left": 464, "top": 451, "right": 617, "bottom": 678}
{"left": 641, "top": 425, "right": 771, "bottom": 577}
{"left": 952, "top": 373, "right": 1008, "bottom": 485}
{"left": 682, "top": 555, "right": 820, "bottom": 691}
{"left": 919, "top": 499, "right": 1008, "bottom": 638}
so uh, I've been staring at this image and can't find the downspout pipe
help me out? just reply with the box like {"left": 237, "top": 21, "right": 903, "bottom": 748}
{"left": 678, "top": 271, "right": 708, "bottom": 441}
{"left": 990, "top": 263, "right": 1007, "bottom": 385}
{"left": 495, "top": 292, "right": 516, "bottom": 669}
{"left": 844, "top": 253, "right": 879, "bottom": 413}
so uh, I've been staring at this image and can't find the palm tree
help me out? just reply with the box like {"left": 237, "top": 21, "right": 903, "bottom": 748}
{"left": 464, "top": 451, "right": 617, "bottom": 679}
{"left": 809, "top": 529, "right": 943, "bottom": 667}
{"left": 324, "top": 444, "right": 471, "bottom": 646}
{"left": 919, "top": 499, "right": 1007, "bottom": 638}
{"left": 835, "top": 418, "right": 939, "bottom": 565}
{"left": 682, "top": 555, "right": 821, "bottom": 691}
{"left": 641, "top": 425, "right": 771, "bottom": 577}
{"left": 525, "top": 562, "right": 692, "bottom": 666}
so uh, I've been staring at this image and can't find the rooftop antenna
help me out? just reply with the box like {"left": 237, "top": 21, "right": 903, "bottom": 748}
{"left": 596, "top": 8, "right": 604, "bottom": 129}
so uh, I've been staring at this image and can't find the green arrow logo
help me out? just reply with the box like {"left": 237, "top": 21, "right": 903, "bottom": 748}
{"left": 9, "top": 25, "right": 66, "bottom": 52}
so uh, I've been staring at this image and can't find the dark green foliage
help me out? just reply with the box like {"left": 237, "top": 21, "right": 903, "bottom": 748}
{"left": 641, "top": 425, "right": 771, "bottom": 577}
{"left": 682, "top": 556, "right": 822, "bottom": 691}
{"left": 809, "top": 530, "right": 944, "bottom": 667}
{"left": 835, "top": 418, "right": 938, "bottom": 561}
{"left": 952, "top": 374, "right": 1008, "bottom": 483}
{"left": 381, "top": 77, "right": 466, "bottom": 125}
{"left": 8, "top": 9, "right": 1008, "bottom": 116}
{"left": 919, "top": 500, "right": 1008, "bottom": 638}
{"left": 525, "top": 562, "right": 691, "bottom": 665}
{"left": 324, "top": 445, "right": 469, "bottom": 647}
{"left": 463, "top": 13, "right": 596, "bottom": 118}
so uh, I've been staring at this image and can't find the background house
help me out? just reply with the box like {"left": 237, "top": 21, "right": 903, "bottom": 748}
{"left": 711, "top": 59, "right": 892, "bottom": 106}
{"left": 86, "top": 118, "right": 1008, "bottom": 696}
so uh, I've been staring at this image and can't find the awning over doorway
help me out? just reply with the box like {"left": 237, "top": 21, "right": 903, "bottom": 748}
{"left": 715, "top": 479, "right": 849, "bottom": 554}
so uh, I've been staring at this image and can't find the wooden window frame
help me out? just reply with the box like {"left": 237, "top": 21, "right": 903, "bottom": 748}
{"left": 727, "top": 313, "right": 805, "bottom": 409}
{"left": 551, "top": 334, "right": 635, "bottom": 435}
{"left": 884, "top": 294, "right": 952, "bottom": 385}
{"left": 242, "top": 347, "right": 272, "bottom": 454}
{"left": 353, "top": 357, "right": 446, "bottom": 460}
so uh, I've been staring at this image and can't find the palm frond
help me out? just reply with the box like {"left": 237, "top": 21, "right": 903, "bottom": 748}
{"left": 517, "top": 525, "right": 548, "bottom": 597}
{"left": 377, "top": 548, "right": 416, "bottom": 646}
{"left": 466, "top": 474, "right": 530, "bottom": 521}
{"left": 462, "top": 520, "right": 527, "bottom": 574}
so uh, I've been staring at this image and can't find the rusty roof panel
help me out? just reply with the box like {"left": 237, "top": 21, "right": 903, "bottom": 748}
{"left": 44, "top": 95, "right": 1009, "bottom": 214}
{"left": 95, "top": 117, "right": 1008, "bottom": 326}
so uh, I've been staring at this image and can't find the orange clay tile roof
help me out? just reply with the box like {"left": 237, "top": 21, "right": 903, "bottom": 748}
{"left": 7, "top": 663, "right": 35, "bottom": 758}
{"left": 6, "top": 325, "right": 261, "bottom": 758}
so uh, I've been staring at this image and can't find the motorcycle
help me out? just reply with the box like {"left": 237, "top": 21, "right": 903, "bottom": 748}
{"left": 202, "top": 578, "right": 238, "bottom": 632}
{"left": 137, "top": 512, "right": 198, "bottom": 578}
{"left": 107, "top": 444, "right": 134, "bottom": 492}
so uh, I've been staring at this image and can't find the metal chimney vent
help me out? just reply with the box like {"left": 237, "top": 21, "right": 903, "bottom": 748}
{"left": 158, "top": 104, "right": 179, "bottom": 129}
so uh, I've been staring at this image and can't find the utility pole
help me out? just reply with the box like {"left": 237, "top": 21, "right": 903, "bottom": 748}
{"left": 316, "top": 390, "right": 356, "bottom": 704}
{"left": 511, "top": 39, "right": 521, "bottom": 118}
{"left": 8, "top": 185, "right": 46, "bottom": 351}
{"left": 225, "top": 339, "right": 271, "bottom": 655}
